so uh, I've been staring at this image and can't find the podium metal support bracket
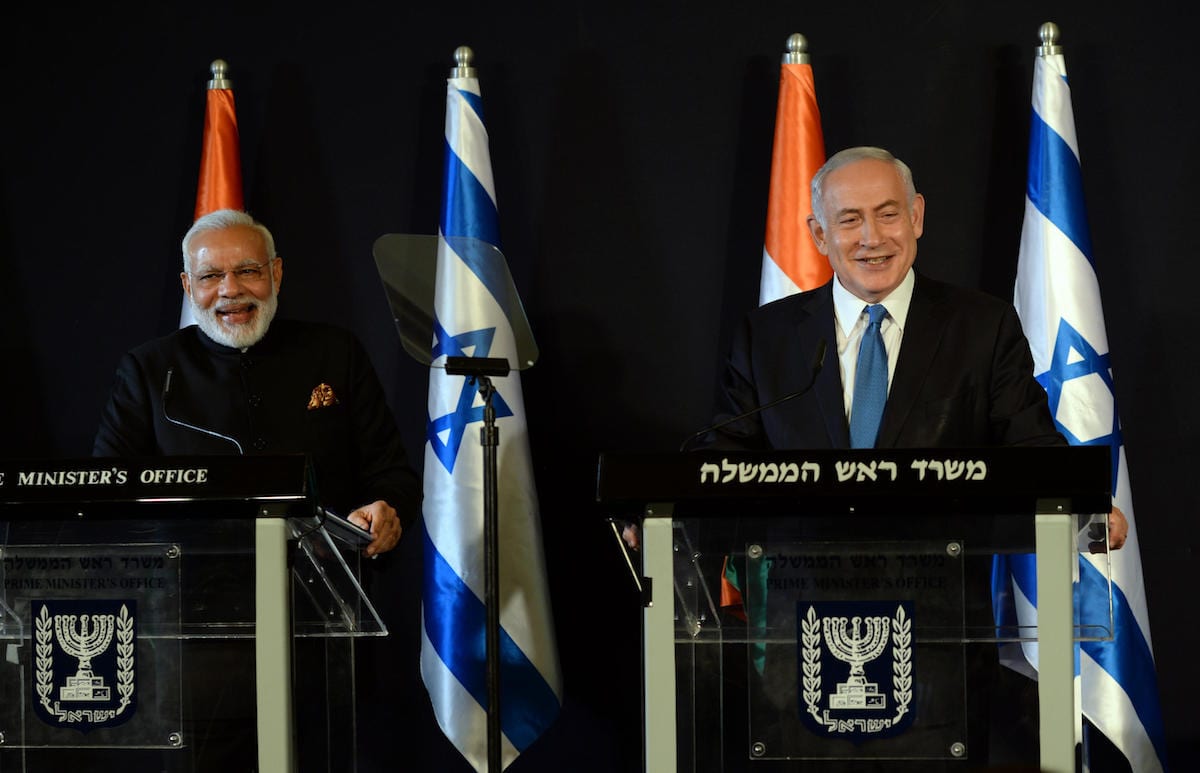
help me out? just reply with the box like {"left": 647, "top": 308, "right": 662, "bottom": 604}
{"left": 641, "top": 514, "right": 676, "bottom": 773}
{"left": 256, "top": 514, "right": 296, "bottom": 773}
{"left": 1034, "top": 501, "right": 1078, "bottom": 773}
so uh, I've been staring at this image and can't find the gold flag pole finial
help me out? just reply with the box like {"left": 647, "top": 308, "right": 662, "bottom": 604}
{"left": 207, "top": 59, "right": 232, "bottom": 90}
{"left": 1037, "top": 22, "right": 1063, "bottom": 57}
{"left": 784, "top": 33, "right": 810, "bottom": 65}
{"left": 451, "top": 46, "right": 476, "bottom": 79}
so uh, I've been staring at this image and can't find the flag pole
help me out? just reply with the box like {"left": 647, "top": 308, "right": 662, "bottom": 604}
{"left": 783, "top": 31, "right": 809, "bottom": 64}
{"left": 208, "top": 58, "right": 232, "bottom": 89}
{"left": 1037, "top": 20, "right": 1062, "bottom": 56}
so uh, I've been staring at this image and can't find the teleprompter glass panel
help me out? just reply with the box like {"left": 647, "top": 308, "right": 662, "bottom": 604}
{"left": 289, "top": 517, "right": 385, "bottom": 638}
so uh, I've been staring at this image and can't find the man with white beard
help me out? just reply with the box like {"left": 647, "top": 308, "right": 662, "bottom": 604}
{"left": 94, "top": 209, "right": 419, "bottom": 556}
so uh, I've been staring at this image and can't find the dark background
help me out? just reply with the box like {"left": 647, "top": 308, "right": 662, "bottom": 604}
{"left": 2, "top": 1, "right": 1195, "bottom": 770}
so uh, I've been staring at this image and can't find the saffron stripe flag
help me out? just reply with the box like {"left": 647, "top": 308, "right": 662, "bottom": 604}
{"left": 419, "top": 50, "right": 562, "bottom": 771}
{"left": 998, "top": 25, "right": 1168, "bottom": 772}
{"left": 758, "top": 33, "right": 829, "bottom": 305}
{"left": 724, "top": 33, "right": 829, "bottom": 636}
{"left": 180, "top": 58, "right": 244, "bottom": 328}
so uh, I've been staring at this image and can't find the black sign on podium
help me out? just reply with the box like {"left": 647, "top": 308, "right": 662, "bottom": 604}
{"left": 0, "top": 455, "right": 385, "bottom": 773}
{"left": 597, "top": 446, "right": 1113, "bottom": 773}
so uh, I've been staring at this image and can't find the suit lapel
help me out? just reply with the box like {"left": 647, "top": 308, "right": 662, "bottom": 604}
{"left": 765, "top": 284, "right": 848, "bottom": 449}
{"left": 876, "top": 274, "right": 948, "bottom": 448}
{"left": 804, "top": 286, "right": 849, "bottom": 448}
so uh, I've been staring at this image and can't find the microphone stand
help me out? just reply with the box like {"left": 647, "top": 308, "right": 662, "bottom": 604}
{"left": 445, "top": 355, "right": 510, "bottom": 773}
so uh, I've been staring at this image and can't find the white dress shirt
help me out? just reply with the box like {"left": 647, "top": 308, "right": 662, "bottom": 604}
{"left": 832, "top": 268, "right": 916, "bottom": 420}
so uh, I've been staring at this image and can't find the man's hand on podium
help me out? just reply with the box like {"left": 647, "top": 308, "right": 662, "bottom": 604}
{"left": 621, "top": 522, "right": 640, "bottom": 551}
{"left": 1090, "top": 505, "right": 1128, "bottom": 553}
{"left": 348, "top": 500, "right": 401, "bottom": 558}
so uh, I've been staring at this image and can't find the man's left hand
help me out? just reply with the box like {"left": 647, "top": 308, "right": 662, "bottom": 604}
{"left": 347, "top": 500, "right": 402, "bottom": 557}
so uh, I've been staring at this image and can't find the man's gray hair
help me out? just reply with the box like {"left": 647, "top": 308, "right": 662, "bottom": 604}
{"left": 810, "top": 147, "right": 918, "bottom": 228}
{"left": 181, "top": 209, "right": 277, "bottom": 269}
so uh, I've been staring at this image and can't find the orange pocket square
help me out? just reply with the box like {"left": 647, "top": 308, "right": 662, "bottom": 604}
{"left": 307, "top": 383, "right": 339, "bottom": 410}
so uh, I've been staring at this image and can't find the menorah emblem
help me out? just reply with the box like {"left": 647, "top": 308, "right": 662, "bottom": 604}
{"left": 33, "top": 600, "right": 138, "bottom": 731}
{"left": 54, "top": 613, "right": 115, "bottom": 701}
{"left": 822, "top": 614, "right": 890, "bottom": 709}
{"left": 800, "top": 603, "right": 913, "bottom": 739}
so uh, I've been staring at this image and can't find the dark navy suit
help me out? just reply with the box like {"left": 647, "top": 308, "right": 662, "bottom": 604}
{"left": 708, "top": 272, "right": 1063, "bottom": 450}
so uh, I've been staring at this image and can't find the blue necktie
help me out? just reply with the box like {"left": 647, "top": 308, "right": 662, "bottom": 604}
{"left": 849, "top": 304, "right": 888, "bottom": 449}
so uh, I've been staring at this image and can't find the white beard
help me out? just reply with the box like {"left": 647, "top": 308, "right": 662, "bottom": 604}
{"left": 189, "top": 286, "right": 279, "bottom": 349}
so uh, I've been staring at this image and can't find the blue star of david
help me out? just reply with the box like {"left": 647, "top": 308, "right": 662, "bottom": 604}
{"left": 1036, "top": 318, "right": 1122, "bottom": 493}
{"left": 426, "top": 318, "right": 514, "bottom": 474}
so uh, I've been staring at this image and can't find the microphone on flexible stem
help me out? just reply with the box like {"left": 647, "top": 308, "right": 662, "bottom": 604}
{"left": 162, "top": 367, "right": 245, "bottom": 454}
{"left": 679, "top": 339, "right": 828, "bottom": 452}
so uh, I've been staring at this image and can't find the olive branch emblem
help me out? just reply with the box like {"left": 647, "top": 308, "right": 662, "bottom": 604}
{"left": 33, "top": 603, "right": 135, "bottom": 722}
{"left": 801, "top": 604, "right": 913, "bottom": 730}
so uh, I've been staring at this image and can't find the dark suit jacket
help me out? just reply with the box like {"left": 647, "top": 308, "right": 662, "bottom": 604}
{"left": 707, "top": 273, "right": 1064, "bottom": 450}
{"left": 93, "top": 319, "right": 421, "bottom": 528}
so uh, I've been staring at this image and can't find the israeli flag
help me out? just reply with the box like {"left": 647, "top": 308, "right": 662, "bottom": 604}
{"left": 419, "top": 74, "right": 562, "bottom": 771}
{"left": 1000, "top": 50, "right": 1168, "bottom": 772}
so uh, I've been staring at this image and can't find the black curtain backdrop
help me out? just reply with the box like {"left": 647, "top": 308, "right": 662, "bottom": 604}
{"left": 3, "top": 2, "right": 1195, "bottom": 770}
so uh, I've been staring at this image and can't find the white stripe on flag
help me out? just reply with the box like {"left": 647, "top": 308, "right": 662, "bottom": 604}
{"left": 759, "top": 246, "right": 802, "bottom": 305}
{"left": 1016, "top": 202, "right": 1108, "bottom": 368}
{"left": 1031, "top": 56, "right": 1079, "bottom": 155}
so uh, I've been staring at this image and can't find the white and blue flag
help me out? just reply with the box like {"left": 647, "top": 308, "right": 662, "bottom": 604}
{"left": 419, "top": 72, "right": 562, "bottom": 771}
{"left": 996, "top": 45, "right": 1168, "bottom": 773}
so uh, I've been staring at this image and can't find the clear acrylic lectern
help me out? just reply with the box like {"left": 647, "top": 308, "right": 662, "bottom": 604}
{"left": 0, "top": 455, "right": 385, "bottom": 773}
{"left": 597, "top": 446, "right": 1114, "bottom": 773}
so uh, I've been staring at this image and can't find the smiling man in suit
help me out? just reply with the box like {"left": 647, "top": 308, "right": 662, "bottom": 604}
{"left": 709, "top": 145, "right": 1079, "bottom": 453}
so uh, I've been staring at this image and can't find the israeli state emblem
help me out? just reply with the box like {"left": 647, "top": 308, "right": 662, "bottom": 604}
{"left": 32, "top": 600, "right": 137, "bottom": 731}
{"left": 798, "top": 601, "right": 914, "bottom": 741}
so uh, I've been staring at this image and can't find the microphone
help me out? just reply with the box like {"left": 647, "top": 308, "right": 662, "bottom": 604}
{"left": 679, "top": 339, "right": 828, "bottom": 452}
{"left": 162, "top": 367, "right": 245, "bottom": 454}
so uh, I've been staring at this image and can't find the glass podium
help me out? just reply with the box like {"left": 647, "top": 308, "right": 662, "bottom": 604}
{"left": 597, "top": 446, "right": 1114, "bottom": 773}
{"left": 0, "top": 456, "right": 385, "bottom": 772}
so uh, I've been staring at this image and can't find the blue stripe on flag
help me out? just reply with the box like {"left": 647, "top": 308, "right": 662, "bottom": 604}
{"left": 441, "top": 140, "right": 516, "bottom": 322}
{"left": 1078, "top": 558, "right": 1170, "bottom": 765}
{"left": 990, "top": 553, "right": 1021, "bottom": 630}
{"left": 1027, "top": 111, "right": 1094, "bottom": 263}
{"left": 458, "top": 89, "right": 485, "bottom": 122}
{"left": 441, "top": 140, "right": 501, "bottom": 245}
{"left": 422, "top": 528, "right": 562, "bottom": 751}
